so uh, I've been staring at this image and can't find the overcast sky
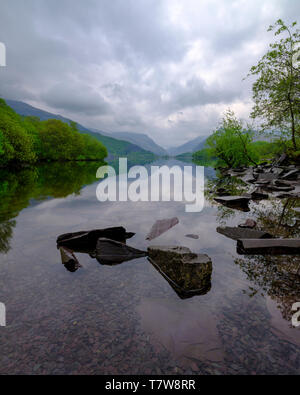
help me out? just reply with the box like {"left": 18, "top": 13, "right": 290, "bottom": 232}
{"left": 0, "top": 0, "right": 299, "bottom": 148}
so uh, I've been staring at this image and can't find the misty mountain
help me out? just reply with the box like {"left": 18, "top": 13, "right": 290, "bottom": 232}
{"left": 168, "top": 135, "right": 210, "bottom": 156}
{"left": 91, "top": 130, "right": 168, "bottom": 156}
{"left": 6, "top": 100, "right": 156, "bottom": 160}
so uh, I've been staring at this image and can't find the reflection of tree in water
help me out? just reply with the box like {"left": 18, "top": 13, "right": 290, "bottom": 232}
{"left": 206, "top": 174, "right": 249, "bottom": 224}
{"left": 251, "top": 198, "right": 300, "bottom": 238}
{"left": 207, "top": 173, "right": 300, "bottom": 323}
{"left": 0, "top": 162, "right": 105, "bottom": 253}
{"left": 0, "top": 220, "right": 16, "bottom": 253}
{"left": 234, "top": 198, "right": 300, "bottom": 323}
{"left": 235, "top": 254, "right": 300, "bottom": 323}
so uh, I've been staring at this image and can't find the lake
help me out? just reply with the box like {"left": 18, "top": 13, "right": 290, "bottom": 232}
{"left": 0, "top": 159, "right": 299, "bottom": 375}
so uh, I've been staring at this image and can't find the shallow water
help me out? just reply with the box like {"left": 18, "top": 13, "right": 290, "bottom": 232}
{"left": 0, "top": 159, "right": 299, "bottom": 375}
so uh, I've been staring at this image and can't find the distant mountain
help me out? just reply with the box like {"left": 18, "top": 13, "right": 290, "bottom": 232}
{"left": 92, "top": 130, "right": 168, "bottom": 156}
{"left": 168, "top": 135, "right": 210, "bottom": 156}
{"left": 6, "top": 100, "right": 156, "bottom": 161}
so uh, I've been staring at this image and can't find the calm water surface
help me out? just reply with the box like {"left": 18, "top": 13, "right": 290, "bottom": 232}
{"left": 0, "top": 159, "right": 299, "bottom": 375}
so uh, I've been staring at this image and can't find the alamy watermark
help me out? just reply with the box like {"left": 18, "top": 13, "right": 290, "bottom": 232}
{"left": 0, "top": 302, "right": 6, "bottom": 326}
{"left": 0, "top": 42, "right": 6, "bottom": 67}
{"left": 96, "top": 158, "right": 205, "bottom": 213}
{"left": 291, "top": 302, "right": 300, "bottom": 327}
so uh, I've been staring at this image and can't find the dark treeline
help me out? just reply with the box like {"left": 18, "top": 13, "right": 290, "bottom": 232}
{"left": 0, "top": 98, "right": 107, "bottom": 168}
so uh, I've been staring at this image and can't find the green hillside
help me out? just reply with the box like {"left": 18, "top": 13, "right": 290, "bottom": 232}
{"left": 0, "top": 98, "right": 107, "bottom": 168}
{"left": 6, "top": 100, "right": 156, "bottom": 163}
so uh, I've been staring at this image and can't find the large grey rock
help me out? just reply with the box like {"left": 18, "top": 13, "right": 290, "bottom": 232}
{"left": 217, "top": 226, "right": 273, "bottom": 241}
{"left": 96, "top": 238, "right": 147, "bottom": 265}
{"left": 237, "top": 239, "right": 300, "bottom": 255}
{"left": 148, "top": 246, "right": 212, "bottom": 299}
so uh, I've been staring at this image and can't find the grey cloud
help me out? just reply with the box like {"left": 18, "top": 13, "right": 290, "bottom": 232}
{"left": 0, "top": 0, "right": 299, "bottom": 147}
{"left": 41, "top": 82, "right": 110, "bottom": 116}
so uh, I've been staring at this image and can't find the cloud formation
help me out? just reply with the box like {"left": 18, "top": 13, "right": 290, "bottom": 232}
{"left": 0, "top": 0, "right": 299, "bottom": 147}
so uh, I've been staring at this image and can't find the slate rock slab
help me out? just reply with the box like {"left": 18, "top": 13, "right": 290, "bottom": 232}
{"left": 214, "top": 196, "right": 251, "bottom": 212}
{"left": 237, "top": 239, "right": 300, "bottom": 255}
{"left": 217, "top": 226, "right": 273, "bottom": 241}
{"left": 57, "top": 227, "right": 135, "bottom": 251}
{"left": 146, "top": 217, "right": 179, "bottom": 241}
{"left": 96, "top": 238, "right": 147, "bottom": 265}
{"left": 185, "top": 234, "right": 199, "bottom": 239}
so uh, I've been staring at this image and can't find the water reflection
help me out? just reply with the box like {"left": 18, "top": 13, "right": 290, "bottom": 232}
{"left": 0, "top": 162, "right": 105, "bottom": 253}
{"left": 207, "top": 173, "right": 300, "bottom": 324}
{"left": 0, "top": 160, "right": 299, "bottom": 374}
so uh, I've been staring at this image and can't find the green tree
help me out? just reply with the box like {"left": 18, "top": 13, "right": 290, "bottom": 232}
{"left": 205, "top": 109, "right": 258, "bottom": 168}
{"left": 248, "top": 19, "right": 300, "bottom": 151}
{"left": 0, "top": 99, "right": 36, "bottom": 166}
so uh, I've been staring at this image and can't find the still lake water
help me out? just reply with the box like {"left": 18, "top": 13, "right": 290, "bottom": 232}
{"left": 0, "top": 159, "right": 299, "bottom": 375}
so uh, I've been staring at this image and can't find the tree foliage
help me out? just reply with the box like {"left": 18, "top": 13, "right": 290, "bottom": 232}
{"left": 248, "top": 19, "right": 300, "bottom": 151}
{"left": 0, "top": 99, "right": 107, "bottom": 167}
{"left": 204, "top": 109, "right": 258, "bottom": 168}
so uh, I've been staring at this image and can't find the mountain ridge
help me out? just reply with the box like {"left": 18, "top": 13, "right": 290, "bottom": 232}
{"left": 168, "top": 135, "right": 210, "bottom": 156}
{"left": 93, "top": 130, "right": 168, "bottom": 156}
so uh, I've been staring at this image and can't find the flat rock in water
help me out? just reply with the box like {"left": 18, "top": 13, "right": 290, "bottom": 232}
{"left": 238, "top": 219, "right": 257, "bottom": 229}
{"left": 146, "top": 217, "right": 179, "bottom": 241}
{"left": 257, "top": 173, "right": 278, "bottom": 182}
{"left": 267, "top": 184, "right": 295, "bottom": 192}
{"left": 57, "top": 227, "right": 135, "bottom": 251}
{"left": 147, "top": 246, "right": 212, "bottom": 299}
{"left": 237, "top": 239, "right": 300, "bottom": 255}
{"left": 214, "top": 196, "right": 251, "bottom": 212}
{"left": 96, "top": 238, "right": 147, "bottom": 265}
{"left": 250, "top": 187, "right": 269, "bottom": 200}
{"left": 271, "top": 167, "right": 284, "bottom": 176}
{"left": 185, "top": 234, "right": 199, "bottom": 239}
{"left": 241, "top": 174, "right": 256, "bottom": 184}
{"left": 217, "top": 226, "right": 272, "bottom": 241}
{"left": 281, "top": 169, "right": 299, "bottom": 180}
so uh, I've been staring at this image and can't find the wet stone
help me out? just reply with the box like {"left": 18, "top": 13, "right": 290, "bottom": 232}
{"left": 217, "top": 227, "right": 273, "bottom": 241}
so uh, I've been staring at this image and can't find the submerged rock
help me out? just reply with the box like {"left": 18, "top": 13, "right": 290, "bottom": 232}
{"left": 59, "top": 246, "right": 81, "bottom": 272}
{"left": 148, "top": 246, "right": 212, "bottom": 299}
{"left": 57, "top": 227, "right": 135, "bottom": 251}
{"left": 237, "top": 239, "right": 300, "bottom": 255}
{"left": 146, "top": 217, "right": 179, "bottom": 241}
{"left": 217, "top": 226, "right": 273, "bottom": 241}
{"left": 96, "top": 238, "right": 147, "bottom": 265}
